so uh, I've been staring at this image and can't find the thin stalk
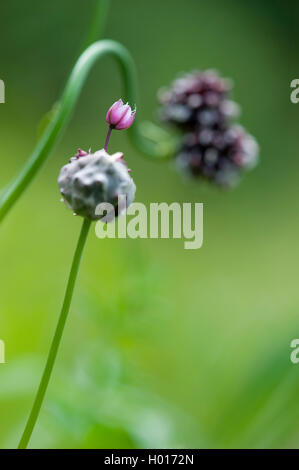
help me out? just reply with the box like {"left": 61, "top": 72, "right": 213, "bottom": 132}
{"left": 0, "top": 40, "right": 174, "bottom": 225}
{"left": 18, "top": 218, "right": 91, "bottom": 449}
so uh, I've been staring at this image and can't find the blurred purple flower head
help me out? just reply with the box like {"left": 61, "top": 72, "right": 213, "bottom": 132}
{"left": 158, "top": 70, "right": 237, "bottom": 131}
{"left": 176, "top": 126, "right": 258, "bottom": 188}
{"left": 158, "top": 69, "right": 259, "bottom": 187}
{"left": 106, "top": 99, "right": 136, "bottom": 130}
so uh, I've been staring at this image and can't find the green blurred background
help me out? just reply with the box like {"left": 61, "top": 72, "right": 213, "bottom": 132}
{"left": 1, "top": 0, "right": 299, "bottom": 449}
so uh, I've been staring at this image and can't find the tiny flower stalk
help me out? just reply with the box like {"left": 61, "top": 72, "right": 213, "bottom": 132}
{"left": 58, "top": 148, "right": 136, "bottom": 220}
{"left": 18, "top": 103, "right": 136, "bottom": 449}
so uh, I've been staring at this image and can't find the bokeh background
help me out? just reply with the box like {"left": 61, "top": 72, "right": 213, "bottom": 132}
{"left": 1, "top": 0, "right": 299, "bottom": 449}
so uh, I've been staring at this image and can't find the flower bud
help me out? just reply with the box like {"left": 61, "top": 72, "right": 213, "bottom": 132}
{"left": 69, "top": 148, "right": 89, "bottom": 162}
{"left": 58, "top": 149, "right": 136, "bottom": 220}
{"left": 106, "top": 99, "right": 136, "bottom": 130}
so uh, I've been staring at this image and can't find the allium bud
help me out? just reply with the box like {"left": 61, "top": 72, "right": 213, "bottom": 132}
{"left": 58, "top": 149, "right": 136, "bottom": 220}
{"left": 158, "top": 70, "right": 238, "bottom": 131}
{"left": 70, "top": 148, "right": 88, "bottom": 161}
{"left": 176, "top": 126, "right": 259, "bottom": 188}
{"left": 106, "top": 99, "right": 136, "bottom": 130}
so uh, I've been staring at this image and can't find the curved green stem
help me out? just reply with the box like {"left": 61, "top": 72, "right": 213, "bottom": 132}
{"left": 18, "top": 218, "right": 91, "bottom": 449}
{"left": 0, "top": 40, "right": 174, "bottom": 224}
{"left": 81, "top": 0, "right": 110, "bottom": 51}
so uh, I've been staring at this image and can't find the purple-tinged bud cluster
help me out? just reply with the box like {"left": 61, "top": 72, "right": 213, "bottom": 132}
{"left": 158, "top": 70, "right": 258, "bottom": 187}
{"left": 106, "top": 99, "right": 136, "bottom": 130}
{"left": 158, "top": 70, "right": 238, "bottom": 131}
{"left": 176, "top": 126, "right": 258, "bottom": 188}
{"left": 58, "top": 149, "right": 136, "bottom": 220}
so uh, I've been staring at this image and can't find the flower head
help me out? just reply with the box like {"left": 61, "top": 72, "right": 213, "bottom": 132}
{"left": 58, "top": 149, "right": 136, "bottom": 220}
{"left": 106, "top": 99, "right": 136, "bottom": 130}
{"left": 158, "top": 70, "right": 238, "bottom": 131}
{"left": 176, "top": 126, "right": 258, "bottom": 188}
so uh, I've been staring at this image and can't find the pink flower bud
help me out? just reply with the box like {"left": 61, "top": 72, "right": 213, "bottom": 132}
{"left": 69, "top": 148, "right": 89, "bottom": 163}
{"left": 106, "top": 99, "right": 136, "bottom": 130}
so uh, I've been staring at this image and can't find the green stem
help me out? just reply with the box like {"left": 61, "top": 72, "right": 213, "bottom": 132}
{"left": 18, "top": 218, "right": 91, "bottom": 449}
{"left": 81, "top": 0, "right": 110, "bottom": 51}
{"left": 0, "top": 40, "right": 174, "bottom": 225}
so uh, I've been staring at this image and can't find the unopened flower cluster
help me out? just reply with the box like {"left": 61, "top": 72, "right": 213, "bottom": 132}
{"left": 158, "top": 70, "right": 258, "bottom": 187}
{"left": 58, "top": 148, "right": 136, "bottom": 220}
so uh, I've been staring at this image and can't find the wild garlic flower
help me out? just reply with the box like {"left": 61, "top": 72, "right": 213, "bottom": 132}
{"left": 158, "top": 70, "right": 238, "bottom": 131}
{"left": 58, "top": 148, "right": 136, "bottom": 220}
{"left": 106, "top": 99, "right": 136, "bottom": 130}
{"left": 158, "top": 70, "right": 258, "bottom": 187}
